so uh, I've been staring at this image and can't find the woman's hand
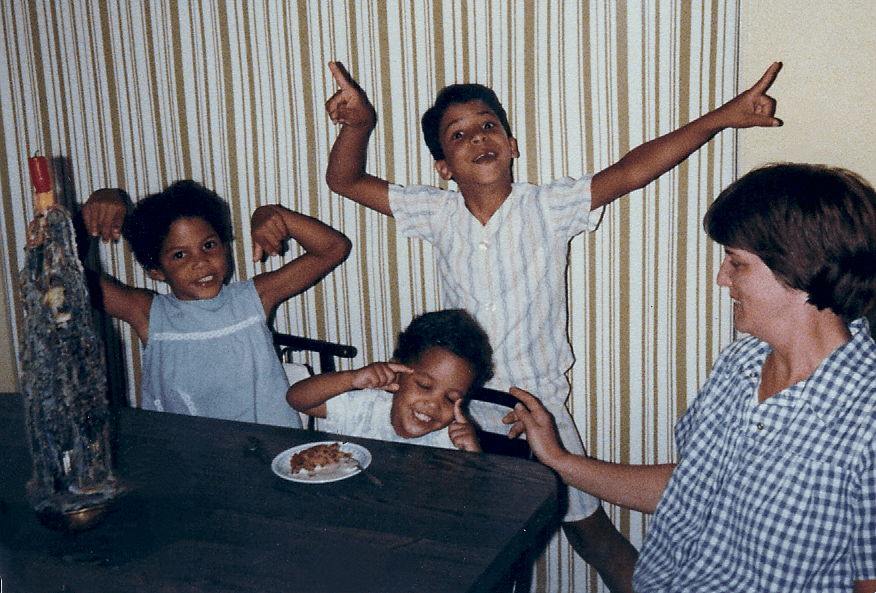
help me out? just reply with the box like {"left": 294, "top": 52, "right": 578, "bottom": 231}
{"left": 505, "top": 387, "right": 567, "bottom": 466}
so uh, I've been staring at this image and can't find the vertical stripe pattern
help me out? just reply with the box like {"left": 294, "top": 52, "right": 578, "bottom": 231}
{"left": 0, "top": 2, "right": 739, "bottom": 591}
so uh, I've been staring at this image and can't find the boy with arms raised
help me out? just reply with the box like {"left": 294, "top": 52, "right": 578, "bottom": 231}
{"left": 324, "top": 60, "right": 782, "bottom": 591}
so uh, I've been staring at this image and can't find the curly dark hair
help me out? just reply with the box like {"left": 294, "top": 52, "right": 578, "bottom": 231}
{"left": 704, "top": 163, "right": 876, "bottom": 322}
{"left": 421, "top": 83, "right": 513, "bottom": 162}
{"left": 121, "top": 180, "right": 233, "bottom": 270}
{"left": 392, "top": 309, "right": 494, "bottom": 395}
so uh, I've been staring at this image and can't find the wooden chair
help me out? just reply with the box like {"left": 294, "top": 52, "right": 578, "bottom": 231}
{"left": 272, "top": 331, "right": 357, "bottom": 375}
{"left": 469, "top": 387, "right": 545, "bottom": 592}
{"left": 272, "top": 330, "right": 357, "bottom": 430}
{"left": 469, "top": 387, "right": 533, "bottom": 460}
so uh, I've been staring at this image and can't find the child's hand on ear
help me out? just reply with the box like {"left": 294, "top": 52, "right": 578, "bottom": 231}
{"left": 350, "top": 362, "right": 412, "bottom": 392}
{"left": 448, "top": 399, "right": 481, "bottom": 453}
{"left": 326, "top": 61, "right": 377, "bottom": 130}
{"left": 82, "top": 188, "right": 128, "bottom": 243}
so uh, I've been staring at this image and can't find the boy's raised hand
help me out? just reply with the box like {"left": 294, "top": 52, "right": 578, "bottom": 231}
{"left": 350, "top": 362, "right": 413, "bottom": 392}
{"left": 82, "top": 188, "right": 129, "bottom": 243}
{"left": 448, "top": 399, "right": 481, "bottom": 452}
{"left": 326, "top": 61, "right": 376, "bottom": 129}
{"left": 715, "top": 61, "right": 783, "bottom": 129}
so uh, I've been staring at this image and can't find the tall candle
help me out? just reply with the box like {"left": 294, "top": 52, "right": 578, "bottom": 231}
{"left": 27, "top": 155, "right": 55, "bottom": 215}
{"left": 28, "top": 156, "right": 52, "bottom": 193}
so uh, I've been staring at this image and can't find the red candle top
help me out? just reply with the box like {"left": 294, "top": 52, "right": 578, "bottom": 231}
{"left": 28, "top": 156, "right": 52, "bottom": 193}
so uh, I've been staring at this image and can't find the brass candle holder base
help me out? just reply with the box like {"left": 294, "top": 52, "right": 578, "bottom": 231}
{"left": 35, "top": 500, "right": 113, "bottom": 532}
{"left": 28, "top": 480, "right": 122, "bottom": 533}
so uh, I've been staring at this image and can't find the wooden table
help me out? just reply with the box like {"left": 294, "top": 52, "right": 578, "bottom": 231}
{"left": 0, "top": 393, "right": 560, "bottom": 593}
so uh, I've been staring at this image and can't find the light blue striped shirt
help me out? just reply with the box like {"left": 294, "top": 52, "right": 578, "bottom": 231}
{"left": 390, "top": 176, "right": 600, "bottom": 400}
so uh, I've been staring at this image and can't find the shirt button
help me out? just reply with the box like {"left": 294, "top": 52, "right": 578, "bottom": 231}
{"left": 478, "top": 240, "right": 489, "bottom": 250}
{"left": 756, "top": 423, "right": 764, "bottom": 430}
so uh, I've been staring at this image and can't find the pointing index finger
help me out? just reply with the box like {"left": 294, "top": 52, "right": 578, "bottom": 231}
{"left": 329, "top": 61, "right": 354, "bottom": 91}
{"left": 386, "top": 362, "right": 414, "bottom": 375}
{"left": 750, "top": 61, "right": 782, "bottom": 95}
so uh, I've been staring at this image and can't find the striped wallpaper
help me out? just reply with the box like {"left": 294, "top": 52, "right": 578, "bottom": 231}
{"left": 1, "top": 1, "right": 739, "bottom": 591}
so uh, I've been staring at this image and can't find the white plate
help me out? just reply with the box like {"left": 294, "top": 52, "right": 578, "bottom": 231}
{"left": 271, "top": 441, "right": 372, "bottom": 484}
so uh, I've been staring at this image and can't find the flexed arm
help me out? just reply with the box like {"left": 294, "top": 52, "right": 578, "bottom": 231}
{"left": 251, "top": 204, "right": 351, "bottom": 315}
{"left": 590, "top": 62, "right": 783, "bottom": 210}
{"left": 79, "top": 188, "right": 154, "bottom": 344}
{"left": 324, "top": 61, "right": 392, "bottom": 215}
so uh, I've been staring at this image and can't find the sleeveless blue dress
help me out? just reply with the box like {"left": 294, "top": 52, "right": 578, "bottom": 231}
{"left": 141, "top": 279, "right": 301, "bottom": 427}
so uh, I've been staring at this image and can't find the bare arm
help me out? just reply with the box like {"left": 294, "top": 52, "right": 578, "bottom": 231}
{"left": 324, "top": 61, "right": 392, "bottom": 215}
{"left": 250, "top": 205, "right": 351, "bottom": 316}
{"left": 854, "top": 580, "right": 876, "bottom": 593}
{"left": 508, "top": 387, "right": 674, "bottom": 514}
{"left": 286, "top": 362, "right": 412, "bottom": 419}
{"left": 590, "top": 62, "right": 783, "bottom": 210}
{"left": 80, "top": 188, "right": 154, "bottom": 344}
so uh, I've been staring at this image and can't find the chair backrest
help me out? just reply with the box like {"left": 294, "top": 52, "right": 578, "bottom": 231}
{"left": 469, "top": 387, "right": 532, "bottom": 460}
{"left": 272, "top": 331, "right": 358, "bottom": 374}
{"left": 272, "top": 331, "right": 358, "bottom": 430}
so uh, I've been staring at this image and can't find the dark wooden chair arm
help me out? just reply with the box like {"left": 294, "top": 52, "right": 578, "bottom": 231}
{"left": 272, "top": 331, "right": 357, "bottom": 374}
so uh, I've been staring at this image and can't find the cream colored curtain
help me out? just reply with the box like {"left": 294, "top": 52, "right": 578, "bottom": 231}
{"left": 1, "top": 1, "right": 739, "bottom": 591}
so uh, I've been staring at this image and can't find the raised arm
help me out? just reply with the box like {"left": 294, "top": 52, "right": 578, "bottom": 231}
{"left": 324, "top": 61, "right": 392, "bottom": 215}
{"left": 79, "top": 188, "right": 153, "bottom": 344}
{"left": 250, "top": 204, "right": 351, "bottom": 316}
{"left": 286, "top": 362, "right": 412, "bottom": 419}
{"left": 590, "top": 62, "right": 783, "bottom": 210}
{"left": 509, "top": 387, "right": 674, "bottom": 514}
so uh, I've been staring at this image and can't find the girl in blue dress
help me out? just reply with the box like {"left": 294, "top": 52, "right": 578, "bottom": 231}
{"left": 81, "top": 180, "right": 351, "bottom": 425}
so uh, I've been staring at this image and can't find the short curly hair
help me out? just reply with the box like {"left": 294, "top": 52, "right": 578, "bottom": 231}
{"left": 704, "top": 163, "right": 876, "bottom": 322}
{"left": 392, "top": 309, "right": 494, "bottom": 395}
{"left": 421, "top": 83, "right": 513, "bottom": 162}
{"left": 122, "top": 180, "right": 233, "bottom": 270}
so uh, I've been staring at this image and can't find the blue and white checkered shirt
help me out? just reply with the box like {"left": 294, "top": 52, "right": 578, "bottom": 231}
{"left": 634, "top": 319, "right": 876, "bottom": 592}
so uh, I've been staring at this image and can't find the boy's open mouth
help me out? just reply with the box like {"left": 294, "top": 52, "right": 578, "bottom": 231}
{"left": 412, "top": 410, "right": 433, "bottom": 423}
{"left": 198, "top": 275, "right": 215, "bottom": 284}
{"left": 473, "top": 151, "right": 497, "bottom": 163}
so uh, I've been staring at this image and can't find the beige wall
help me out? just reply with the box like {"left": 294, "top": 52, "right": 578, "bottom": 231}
{"left": 738, "top": 0, "right": 876, "bottom": 183}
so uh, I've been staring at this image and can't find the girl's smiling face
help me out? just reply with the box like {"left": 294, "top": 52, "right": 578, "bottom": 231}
{"left": 390, "top": 346, "right": 475, "bottom": 439}
{"left": 716, "top": 246, "right": 807, "bottom": 340}
{"left": 148, "top": 216, "right": 229, "bottom": 301}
